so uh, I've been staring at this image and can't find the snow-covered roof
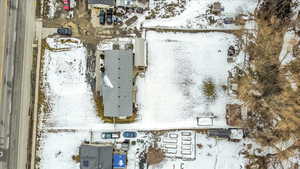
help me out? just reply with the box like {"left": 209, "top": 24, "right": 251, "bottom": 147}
{"left": 229, "top": 129, "right": 244, "bottom": 140}
{"left": 134, "top": 38, "right": 147, "bottom": 67}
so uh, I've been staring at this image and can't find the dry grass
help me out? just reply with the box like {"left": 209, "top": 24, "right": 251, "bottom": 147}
{"left": 235, "top": 0, "right": 300, "bottom": 167}
{"left": 202, "top": 78, "right": 217, "bottom": 102}
{"left": 72, "top": 155, "right": 80, "bottom": 163}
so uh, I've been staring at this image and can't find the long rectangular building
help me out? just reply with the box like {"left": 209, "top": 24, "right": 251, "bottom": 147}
{"left": 102, "top": 50, "right": 133, "bottom": 117}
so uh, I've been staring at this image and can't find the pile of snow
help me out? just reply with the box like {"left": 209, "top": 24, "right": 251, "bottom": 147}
{"left": 279, "top": 30, "right": 300, "bottom": 65}
{"left": 46, "top": 38, "right": 83, "bottom": 49}
{"left": 47, "top": 0, "right": 58, "bottom": 19}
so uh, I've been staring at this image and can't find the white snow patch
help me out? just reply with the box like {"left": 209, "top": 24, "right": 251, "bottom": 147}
{"left": 41, "top": 38, "right": 110, "bottom": 129}
{"left": 47, "top": 0, "right": 58, "bottom": 19}
{"left": 37, "top": 131, "right": 89, "bottom": 169}
{"left": 280, "top": 30, "right": 299, "bottom": 65}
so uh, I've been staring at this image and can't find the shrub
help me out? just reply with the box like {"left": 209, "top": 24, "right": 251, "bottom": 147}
{"left": 202, "top": 78, "right": 217, "bottom": 102}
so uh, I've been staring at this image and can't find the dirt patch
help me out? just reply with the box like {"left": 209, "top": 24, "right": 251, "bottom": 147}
{"left": 146, "top": 147, "right": 165, "bottom": 165}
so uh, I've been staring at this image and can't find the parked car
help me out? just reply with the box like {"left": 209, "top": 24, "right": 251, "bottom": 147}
{"left": 63, "top": 0, "right": 70, "bottom": 11}
{"left": 99, "top": 10, "right": 106, "bottom": 25}
{"left": 101, "top": 132, "right": 120, "bottom": 139}
{"left": 106, "top": 8, "right": 113, "bottom": 25}
{"left": 123, "top": 131, "right": 137, "bottom": 138}
{"left": 57, "top": 27, "right": 72, "bottom": 36}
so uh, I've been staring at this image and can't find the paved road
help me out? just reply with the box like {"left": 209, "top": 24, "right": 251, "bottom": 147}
{"left": 0, "top": 0, "right": 19, "bottom": 168}
{"left": 0, "top": 0, "right": 9, "bottom": 167}
{"left": 0, "top": 0, "right": 35, "bottom": 169}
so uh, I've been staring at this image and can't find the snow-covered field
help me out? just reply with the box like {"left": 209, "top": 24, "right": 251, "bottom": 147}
{"left": 40, "top": 38, "right": 111, "bottom": 129}
{"left": 37, "top": 131, "right": 89, "bottom": 169}
{"left": 131, "top": 31, "right": 243, "bottom": 129}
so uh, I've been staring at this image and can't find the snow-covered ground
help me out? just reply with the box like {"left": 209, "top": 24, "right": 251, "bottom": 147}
{"left": 137, "top": 0, "right": 258, "bottom": 30}
{"left": 129, "top": 31, "right": 243, "bottom": 129}
{"left": 150, "top": 133, "right": 248, "bottom": 169}
{"left": 41, "top": 32, "right": 243, "bottom": 131}
{"left": 37, "top": 33, "right": 245, "bottom": 168}
{"left": 37, "top": 130, "right": 252, "bottom": 169}
{"left": 37, "top": 131, "right": 89, "bottom": 169}
{"left": 40, "top": 38, "right": 111, "bottom": 129}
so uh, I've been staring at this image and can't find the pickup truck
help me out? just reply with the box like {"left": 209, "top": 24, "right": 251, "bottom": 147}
{"left": 99, "top": 10, "right": 106, "bottom": 25}
{"left": 101, "top": 132, "right": 120, "bottom": 139}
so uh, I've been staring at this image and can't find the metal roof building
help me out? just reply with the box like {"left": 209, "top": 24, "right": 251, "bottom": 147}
{"left": 79, "top": 144, "right": 113, "bottom": 169}
{"left": 208, "top": 129, "right": 231, "bottom": 139}
{"left": 102, "top": 50, "right": 133, "bottom": 117}
{"left": 88, "top": 0, "right": 116, "bottom": 6}
{"left": 134, "top": 38, "right": 147, "bottom": 68}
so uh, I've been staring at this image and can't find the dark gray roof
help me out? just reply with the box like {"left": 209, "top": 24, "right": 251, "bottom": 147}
{"left": 102, "top": 50, "right": 133, "bottom": 117}
{"left": 80, "top": 144, "right": 113, "bottom": 169}
{"left": 88, "top": 0, "right": 115, "bottom": 6}
{"left": 208, "top": 129, "right": 231, "bottom": 138}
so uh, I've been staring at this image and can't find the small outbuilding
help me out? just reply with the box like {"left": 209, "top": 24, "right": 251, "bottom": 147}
{"left": 230, "top": 128, "right": 244, "bottom": 140}
{"left": 134, "top": 38, "right": 147, "bottom": 70}
{"left": 208, "top": 129, "right": 231, "bottom": 139}
{"left": 226, "top": 104, "right": 242, "bottom": 126}
{"left": 80, "top": 144, "right": 113, "bottom": 169}
{"left": 116, "top": 0, "right": 148, "bottom": 8}
{"left": 116, "top": 0, "right": 134, "bottom": 7}
{"left": 88, "top": 0, "right": 116, "bottom": 9}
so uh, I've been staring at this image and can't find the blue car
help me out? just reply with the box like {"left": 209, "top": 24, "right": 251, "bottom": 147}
{"left": 123, "top": 131, "right": 137, "bottom": 138}
{"left": 57, "top": 27, "right": 72, "bottom": 36}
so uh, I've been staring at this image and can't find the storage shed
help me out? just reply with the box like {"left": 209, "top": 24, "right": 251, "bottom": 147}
{"left": 208, "top": 129, "right": 231, "bottom": 139}
{"left": 88, "top": 0, "right": 116, "bottom": 8}
{"left": 134, "top": 38, "right": 147, "bottom": 70}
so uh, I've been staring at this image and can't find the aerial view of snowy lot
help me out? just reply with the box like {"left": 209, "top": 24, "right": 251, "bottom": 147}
{"left": 34, "top": 0, "right": 300, "bottom": 169}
